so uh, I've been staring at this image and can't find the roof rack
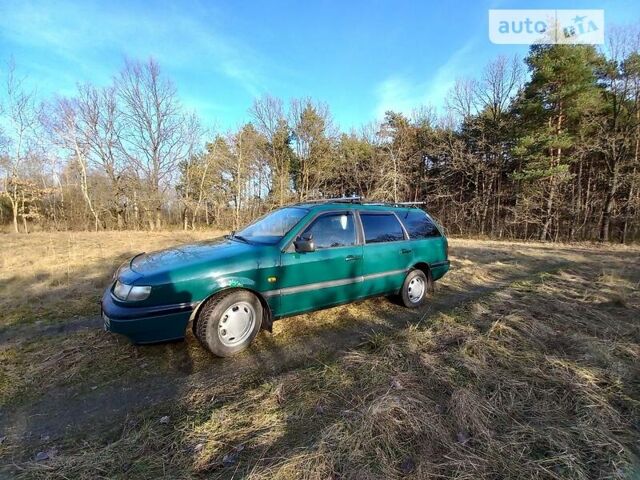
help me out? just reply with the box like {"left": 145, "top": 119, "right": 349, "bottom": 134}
{"left": 298, "top": 196, "right": 363, "bottom": 204}
{"left": 364, "top": 201, "right": 425, "bottom": 208}
{"left": 295, "top": 197, "right": 425, "bottom": 208}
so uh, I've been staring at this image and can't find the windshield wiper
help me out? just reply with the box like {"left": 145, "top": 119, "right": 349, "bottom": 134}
{"left": 230, "top": 233, "right": 251, "bottom": 244}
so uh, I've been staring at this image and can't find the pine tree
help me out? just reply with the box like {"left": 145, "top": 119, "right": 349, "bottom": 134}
{"left": 513, "top": 45, "right": 605, "bottom": 240}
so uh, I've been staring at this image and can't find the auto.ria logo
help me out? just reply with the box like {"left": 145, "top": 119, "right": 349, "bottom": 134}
{"left": 489, "top": 9, "right": 605, "bottom": 45}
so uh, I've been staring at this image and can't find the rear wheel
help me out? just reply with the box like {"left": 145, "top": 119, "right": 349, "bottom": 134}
{"left": 195, "top": 290, "right": 263, "bottom": 357}
{"left": 400, "top": 269, "right": 430, "bottom": 308}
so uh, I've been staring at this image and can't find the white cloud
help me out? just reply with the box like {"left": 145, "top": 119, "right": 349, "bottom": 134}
{"left": 374, "top": 76, "right": 415, "bottom": 119}
{"left": 0, "top": 0, "right": 268, "bottom": 96}
{"left": 373, "top": 39, "right": 476, "bottom": 119}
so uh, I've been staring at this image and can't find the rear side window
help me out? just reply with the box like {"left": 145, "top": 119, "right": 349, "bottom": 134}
{"left": 398, "top": 210, "right": 441, "bottom": 239}
{"left": 360, "top": 213, "right": 405, "bottom": 243}
{"left": 302, "top": 212, "right": 356, "bottom": 249}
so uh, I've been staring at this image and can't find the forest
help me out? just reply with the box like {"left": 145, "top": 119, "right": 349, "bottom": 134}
{"left": 1, "top": 26, "right": 639, "bottom": 243}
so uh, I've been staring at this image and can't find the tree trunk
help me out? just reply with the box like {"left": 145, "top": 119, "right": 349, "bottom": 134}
{"left": 12, "top": 201, "right": 19, "bottom": 233}
{"left": 622, "top": 164, "right": 636, "bottom": 244}
{"left": 540, "top": 179, "right": 556, "bottom": 241}
{"left": 133, "top": 190, "right": 140, "bottom": 230}
{"left": 599, "top": 164, "right": 619, "bottom": 242}
{"left": 20, "top": 191, "right": 28, "bottom": 234}
{"left": 117, "top": 210, "right": 124, "bottom": 230}
{"left": 542, "top": 110, "right": 563, "bottom": 241}
{"left": 622, "top": 107, "right": 640, "bottom": 243}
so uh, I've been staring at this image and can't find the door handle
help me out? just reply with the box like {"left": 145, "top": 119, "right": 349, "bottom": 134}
{"left": 345, "top": 255, "right": 361, "bottom": 261}
{"left": 400, "top": 248, "right": 412, "bottom": 254}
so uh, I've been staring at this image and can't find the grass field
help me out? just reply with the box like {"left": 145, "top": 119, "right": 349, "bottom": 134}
{"left": 0, "top": 232, "right": 639, "bottom": 479}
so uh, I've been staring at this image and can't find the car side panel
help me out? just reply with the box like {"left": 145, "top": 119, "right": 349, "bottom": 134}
{"left": 274, "top": 245, "right": 364, "bottom": 317}
{"left": 411, "top": 236, "right": 449, "bottom": 274}
{"left": 359, "top": 239, "right": 414, "bottom": 297}
{"left": 120, "top": 243, "right": 281, "bottom": 309}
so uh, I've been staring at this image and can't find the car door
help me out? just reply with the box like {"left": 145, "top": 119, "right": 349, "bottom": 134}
{"left": 277, "top": 211, "right": 363, "bottom": 317}
{"left": 358, "top": 211, "right": 413, "bottom": 297}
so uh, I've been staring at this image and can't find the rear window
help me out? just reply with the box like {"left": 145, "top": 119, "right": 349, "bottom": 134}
{"left": 397, "top": 210, "right": 441, "bottom": 239}
{"left": 360, "top": 213, "right": 405, "bottom": 243}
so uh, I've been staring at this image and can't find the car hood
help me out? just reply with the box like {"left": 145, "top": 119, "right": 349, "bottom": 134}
{"left": 128, "top": 238, "right": 256, "bottom": 277}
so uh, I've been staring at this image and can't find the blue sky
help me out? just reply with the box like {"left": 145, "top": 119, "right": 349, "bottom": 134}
{"left": 1, "top": 0, "right": 639, "bottom": 131}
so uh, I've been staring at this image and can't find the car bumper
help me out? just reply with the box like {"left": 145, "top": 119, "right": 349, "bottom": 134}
{"left": 430, "top": 260, "right": 450, "bottom": 281}
{"left": 101, "top": 289, "right": 197, "bottom": 344}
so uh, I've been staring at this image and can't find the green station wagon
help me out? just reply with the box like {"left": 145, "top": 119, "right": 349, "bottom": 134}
{"left": 101, "top": 199, "right": 450, "bottom": 357}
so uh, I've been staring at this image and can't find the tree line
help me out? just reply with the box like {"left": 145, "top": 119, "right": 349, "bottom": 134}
{"left": 1, "top": 27, "right": 639, "bottom": 242}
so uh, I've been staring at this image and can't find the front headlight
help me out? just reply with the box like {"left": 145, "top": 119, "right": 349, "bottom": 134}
{"left": 113, "top": 280, "right": 131, "bottom": 300}
{"left": 113, "top": 281, "right": 151, "bottom": 301}
{"left": 127, "top": 285, "right": 152, "bottom": 301}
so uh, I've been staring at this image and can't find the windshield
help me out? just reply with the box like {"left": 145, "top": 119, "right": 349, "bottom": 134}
{"left": 235, "top": 207, "right": 308, "bottom": 244}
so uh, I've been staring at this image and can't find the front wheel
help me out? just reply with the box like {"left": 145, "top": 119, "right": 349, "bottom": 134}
{"left": 195, "top": 290, "right": 263, "bottom": 357}
{"left": 400, "top": 269, "right": 430, "bottom": 308}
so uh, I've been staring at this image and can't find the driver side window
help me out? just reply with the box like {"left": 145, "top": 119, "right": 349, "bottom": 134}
{"left": 301, "top": 212, "right": 356, "bottom": 249}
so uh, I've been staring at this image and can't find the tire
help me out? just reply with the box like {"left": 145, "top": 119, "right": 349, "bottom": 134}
{"left": 195, "top": 290, "right": 263, "bottom": 357}
{"left": 400, "top": 269, "right": 430, "bottom": 308}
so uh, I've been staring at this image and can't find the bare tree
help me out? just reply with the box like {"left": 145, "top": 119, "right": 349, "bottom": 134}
{"left": 73, "top": 84, "right": 131, "bottom": 228}
{"left": 115, "top": 58, "right": 200, "bottom": 229}
{"left": 476, "top": 55, "right": 523, "bottom": 121}
{"left": 0, "top": 60, "right": 41, "bottom": 233}
{"left": 48, "top": 97, "right": 102, "bottom": 230}
{"left": 250, "top": 95, "right": 292, "bottom": 205}
{"left": 289, "top": 98, "right": 335, "bottom": 199}
{"left": 445, "top": 78, "right": 478, "bottom": 122}
{"left": 187, "top": 127, "right": 217, "bottom": 230}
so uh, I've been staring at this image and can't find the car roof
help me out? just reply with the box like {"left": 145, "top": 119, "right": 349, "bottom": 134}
{"left": 292, "top": 201, "right": 425, "bottom": 214}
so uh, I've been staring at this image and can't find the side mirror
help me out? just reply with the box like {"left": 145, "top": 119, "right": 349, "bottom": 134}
{"left": 294, "top": 233, "right": 315, "bottom": 253}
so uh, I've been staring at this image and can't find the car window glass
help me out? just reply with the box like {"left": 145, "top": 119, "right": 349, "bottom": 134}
{"left": 302, "top": 213, "right": 356, "bottom": 249}
{"left": 360, "top": 213, "right": 405, "bottom": 243}
{"left": 236, "top": 207, "right": 308, "bottom": 244}
{"left": 398, "top": 210, "right": 441, "bottom": 239}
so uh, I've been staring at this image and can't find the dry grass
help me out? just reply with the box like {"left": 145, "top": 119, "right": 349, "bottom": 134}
{"left": 0, "top": 230, "right": 222, "bottom": 328}
{"left": 0, "top": 233, "right": 639, "bottom": 479}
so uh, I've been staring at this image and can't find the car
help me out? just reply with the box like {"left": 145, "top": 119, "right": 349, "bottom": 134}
{"left": 101, "top": 198, "right": 450, "bottom": 357}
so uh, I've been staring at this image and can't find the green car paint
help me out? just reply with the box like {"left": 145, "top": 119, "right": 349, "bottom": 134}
{"left": 101, "top": 202, "right": 450, "bottom": 345}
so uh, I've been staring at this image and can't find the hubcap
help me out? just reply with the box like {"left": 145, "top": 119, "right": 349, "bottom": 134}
{"left": 407, "top": 276, "right": 425, "bottom": 303}
{"left": 217, "top": 301, "right": 256, "bottom": 347}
